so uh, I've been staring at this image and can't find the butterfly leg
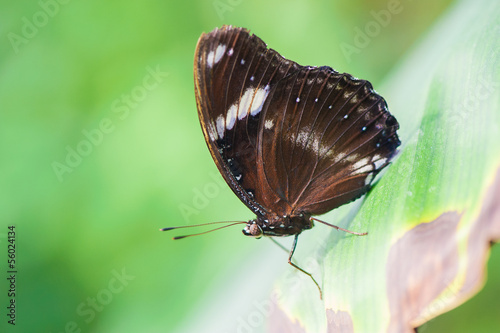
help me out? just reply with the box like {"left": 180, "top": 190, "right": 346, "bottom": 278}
{"left": 269, "top": 237, "right": 289, "bottom": 254}
{"left": 287, "top": 234, "right": 323, "bottom": 299}
{"left": 311, "top": 217, "right": 368, "bottom": 236}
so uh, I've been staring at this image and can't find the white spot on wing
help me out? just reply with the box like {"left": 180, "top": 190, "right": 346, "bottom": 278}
{"left": 250, "top": 85, "right": 270, "bottom": 116}
{"left": 364, "top": 173, "right": 375, "bottom": 185}
{"left": 355, "top": 164, "right": 373, "bottom": 175}
{"left": 236, "top": 86, "right": 271, "bottom": 120}
{"left": 334, "top": 152, "right": 347, "bottom": 162}
{"left": 216, "top": 115, "right": 225, "bottom": 139}
{"left": 345, "top": 154, "right": 359, "bottom": 163}
{"left": 208, "top": 44, "right": 226, "bottom": 68}
{"left": 374, "top": 157, "right": 387, "bottom": 169}
{"left": 264, "top": 119, "right": 274, "bottom": 129}
{"left": 228, "top": 48, "right": 234, "bottom": 56}
{"left": 352, "top": 157, "right": 370, "bottom": 173}
{"left": 214, "top": 45, "right": 226, "bottom": 64}
{"left": 207, "top": 120, "right": 217, "bottom": 141}
{"left": 296, "top": 130, "right": 309, "bottom": 148}
{"left": 226, "top": 104, "right": 237, "bottom": 130}
{"left": 207, "top": 51, "right": 214, "bottom": 66}
{"left": 238, "top": 89, "right": 254, "bottom": 120}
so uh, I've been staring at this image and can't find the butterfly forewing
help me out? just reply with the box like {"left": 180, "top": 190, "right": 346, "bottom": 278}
{"left": 194, "top": 26, "right": 300, "bottom": 216}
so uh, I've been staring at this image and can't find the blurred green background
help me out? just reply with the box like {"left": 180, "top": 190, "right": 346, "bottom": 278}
{"left": 1, "top": 0, "right": 498, "bottom": 332}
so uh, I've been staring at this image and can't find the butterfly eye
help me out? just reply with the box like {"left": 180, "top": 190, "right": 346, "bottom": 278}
{"left": 242, "top": 222, "right": 263, "bottom": 238}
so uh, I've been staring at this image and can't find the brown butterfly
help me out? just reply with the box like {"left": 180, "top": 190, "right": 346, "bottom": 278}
{"left": 164, "top": 26, "right": 400, "bottom": 298}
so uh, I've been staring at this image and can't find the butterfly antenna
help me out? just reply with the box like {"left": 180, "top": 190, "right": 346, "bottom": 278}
{"left": 160, "top": 221, "right": 246, "bottom": 239}
{"left": 310, "top": 217, "right": 368, "bottom": 236}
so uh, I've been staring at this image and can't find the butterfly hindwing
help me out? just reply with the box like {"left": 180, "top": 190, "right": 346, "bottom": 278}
{"left": 257, "top": 66, "right": 400, "bottom": 215}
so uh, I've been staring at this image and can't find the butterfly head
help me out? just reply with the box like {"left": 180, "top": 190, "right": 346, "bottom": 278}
{"left": 242, "top": 220, "right": 263, "bottom": 238}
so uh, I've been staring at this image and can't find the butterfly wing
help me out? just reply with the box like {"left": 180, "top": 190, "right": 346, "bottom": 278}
{"left": 194, "top": 26, "right": 300, "bottom": 217}
{"left": 194, "top": 26, "right": 400, "bottom": 219}
{"left": 256, "top": 66, "right": 400, "bottom": 216}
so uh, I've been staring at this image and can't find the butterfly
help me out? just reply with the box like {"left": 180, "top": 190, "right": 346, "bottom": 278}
{"left": 165, "top": 25, "right": 400, "bottom": 298}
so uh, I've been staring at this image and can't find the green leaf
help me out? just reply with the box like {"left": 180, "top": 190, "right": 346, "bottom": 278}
{"left": 270, "top": 0, "right": 500, "bottom": 331}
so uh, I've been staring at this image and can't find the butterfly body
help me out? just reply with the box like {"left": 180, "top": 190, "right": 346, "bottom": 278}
{"left": 243, "top": 212, "right": 313, "bottom": 238}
